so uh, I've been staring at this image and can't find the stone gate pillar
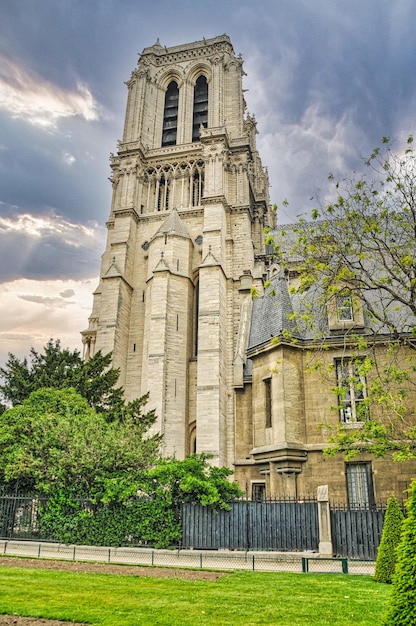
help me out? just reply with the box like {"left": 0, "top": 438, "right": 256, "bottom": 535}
{"left": 317, "top": 485, "right": 333, "bottom": 556}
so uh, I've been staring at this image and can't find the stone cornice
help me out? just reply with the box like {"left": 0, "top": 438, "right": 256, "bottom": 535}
{"left": 115, "top": 141, "right": 147, "bottom": 159}
{"left": 247, "top": 331, "right": 410, "bottom": 359}
{"left": 139, "top": 35, "right": 234, "bottom": 68}
{"left": 146, "top": 267, "right": 197, "bottom": 285}
{"left": 141, "top": 207, "right": 205, "bottom": 225}
{"left": 112, "top": 207, "right": 141, "bottom": 224}
{"left": 115, "top": 143, "right": 204, "bottom": 166}
{"left": 201, "top": 195, "right": 230, "bottom": 209}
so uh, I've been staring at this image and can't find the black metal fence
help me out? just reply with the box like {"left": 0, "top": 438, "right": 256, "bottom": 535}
{"left": 182, "top": 498, "right": 319, "bottom": 551}
{"left": 0, "top": 494, "right": 46, "bottom": 540}
{"left": 0, "top": 493, "right": 389, "bottom": 560}
{"left": 331, "top": 505, "right": 385, "bottom": 560}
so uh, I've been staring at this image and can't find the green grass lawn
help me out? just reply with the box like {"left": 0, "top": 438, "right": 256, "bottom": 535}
{"left": 0, "top": 565, "right": 391, "bottom": 626}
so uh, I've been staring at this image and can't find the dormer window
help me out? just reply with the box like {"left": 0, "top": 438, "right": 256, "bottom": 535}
{"left": 328, "top": 287, "right": 364, "bottom": 331}
{"left": 336, "top": 292, "right": 354, "bottom": 322}
{"left": 162, "top": 81, "right": 179, "bottom": 147}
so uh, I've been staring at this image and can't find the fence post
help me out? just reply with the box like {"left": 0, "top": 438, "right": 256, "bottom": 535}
{"left": 317, "top": 485, "right": 333, "bottom": 556}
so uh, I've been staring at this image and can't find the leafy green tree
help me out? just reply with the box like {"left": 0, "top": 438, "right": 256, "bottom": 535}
{"left": 0, "top": 387, "right": 161, "bottom": 495}
{"left": 0, "top": 390, "right": 243, "bottom": 548}
{"left": 269, "top": 136, "right": 416, "bottom": 459}
{"left": 374, "top": 495, "right": 404, "bottom": 584}
{"left": 383, "top": 480, "right": 416, "bottom": 624}
{"left": 0, "top": 339, "right": 124, "bottom": 420}
{"left": 144, "top": 454, "right": 243, "bottom": 510}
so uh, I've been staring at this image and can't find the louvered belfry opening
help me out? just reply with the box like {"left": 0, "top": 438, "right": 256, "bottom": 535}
{"left": 192, "top": 75, "right": 208, "bottom": 142}
{"left": 162, "top": 81, "right": 179, "bottom": 146}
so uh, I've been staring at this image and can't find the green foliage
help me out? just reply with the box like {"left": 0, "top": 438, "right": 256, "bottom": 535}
{"left": 383, "top": 479, "right": 416, "bottom": 624}
{"left": 273, "top": 136, "right": 416, "bottom": 459}
{"left": 38, "top": 490, "right": 181, "bottom": 548}
{"left": 0, "top": 339, "right": 124, "bottom": 420}
{"left": 0, "top": 388, "right": 243, "bottom": 548}
{"left": 374, "top": 495, "right": 404, "bottom": 583}
{"left": 144, "top": 454, "right": 243, "bottom": 510}
{"left": 0, "top": 387, "right": 161, "bottom": 494}
{"left": 36, "top": 454, "right": 241, "bottom": 548}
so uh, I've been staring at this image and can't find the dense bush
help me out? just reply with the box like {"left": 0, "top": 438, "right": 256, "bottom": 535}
{"left": 374, "top": 495, "right": 404, "bottom": 584}
{"left": 33, "top": 454, "right": 242, "bottom": 549}
{"left": 38, "top": 490, "right": 182, "bottom": 548}
{"left": 383, "top": 479, "right": 416, "bottom": 624}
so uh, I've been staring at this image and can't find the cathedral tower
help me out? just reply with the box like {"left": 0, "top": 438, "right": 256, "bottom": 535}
{"left": 82, "top": 35, "right": 272, "bottom": 467}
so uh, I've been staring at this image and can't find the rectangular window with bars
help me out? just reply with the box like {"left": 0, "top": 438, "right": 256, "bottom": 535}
{"left": 251, "top": 483, "right": 266, "bottom": 502}
{"left": 346, "top": 462, "right": 375, "bottom": 508}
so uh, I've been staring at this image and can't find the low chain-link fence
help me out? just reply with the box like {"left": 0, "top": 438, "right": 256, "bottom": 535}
{"left": 0, "top": 539, "right": 375, "bottom": 575}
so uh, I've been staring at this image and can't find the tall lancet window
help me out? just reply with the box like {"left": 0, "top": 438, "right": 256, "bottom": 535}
{"left": 157, "top": 175, "right": 170, "bottom": 211}
{"left": 162, "top": 81, "right": 179, "bottom": 146}
{"left": 192, "top": 76, "right": 208, "bottom": 142}
{"left": 192, "top": 169, "right": 204, "bottom": 206}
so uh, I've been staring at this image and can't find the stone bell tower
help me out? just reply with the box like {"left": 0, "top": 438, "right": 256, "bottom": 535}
{"left": 82, "top": 35, "right": 272, "bottom": 467}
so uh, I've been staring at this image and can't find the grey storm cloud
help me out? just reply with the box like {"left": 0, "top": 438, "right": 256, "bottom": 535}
{"left": 18, "top": 294, "right": 72, "bottom": 308}
{"left": 60, "top": 289, "right": 75, "bottom": 298}
{"left": 0, "top": 0, "right": 415, "bottom": 276}
{"left": 0, "top": 209, "right": 105, "bottom": 283}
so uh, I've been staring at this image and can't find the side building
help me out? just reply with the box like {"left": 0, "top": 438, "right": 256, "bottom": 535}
{"left": 234, "top": 257, "right": 416, "bottom": 505}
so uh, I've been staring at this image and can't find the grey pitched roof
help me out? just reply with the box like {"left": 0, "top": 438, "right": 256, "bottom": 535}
{"left": 248, "top": 269, "right": 299, "bottom": 350}
{"left": 152, "top": 208, "right": 191, "bottom": 240}
{"left": 264, "top": 223, "right": 416, "bottom": 339}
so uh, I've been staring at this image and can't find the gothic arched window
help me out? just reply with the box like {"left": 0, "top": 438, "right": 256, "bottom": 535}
{"left": 157, "top": 174, "right": 170, "bottom": 211}
{"left": 162, "top": 81, "right": 179, "bottom": 146}
{"left": 192, "top": 76, "right": 208, "bottom": 142}
{"left": 192, "top": 169, "right": 204, "bottom": 206}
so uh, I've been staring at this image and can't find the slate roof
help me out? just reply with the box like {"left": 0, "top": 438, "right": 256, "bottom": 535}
{"left": 249, "top": 221, "right": 416, "bottom": 355}
{"left": 248, "top": 269, "right": 301, "bottom": 350}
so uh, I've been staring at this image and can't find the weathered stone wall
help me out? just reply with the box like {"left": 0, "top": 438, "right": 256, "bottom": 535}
{"left": 235, "top": 340, "right": 416, "bottom": 502}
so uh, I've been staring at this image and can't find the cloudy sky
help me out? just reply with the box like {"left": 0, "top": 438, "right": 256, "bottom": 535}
{"left": 1, "top": 0, "right": 415, "bottom": 366}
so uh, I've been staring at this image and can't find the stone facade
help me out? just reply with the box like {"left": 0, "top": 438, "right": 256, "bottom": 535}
{"left": 83, "top": 35, "right": 415, "bottom": 503}
{"left": 234, "top": 333, "right": 416, "bottom": 503}
{"left": 82, "top": 35, "right": 272, "bottom": 468}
